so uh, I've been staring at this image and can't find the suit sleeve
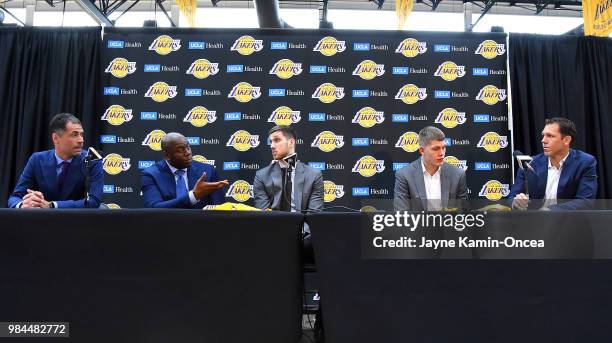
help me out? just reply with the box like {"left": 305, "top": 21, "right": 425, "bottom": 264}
{"left": 506, "top": 167, "right": 527, "bottom": 207}
{"left": 550, "top": 156, "right": 598, "bottom": 211}
{"left": 8, "top": 155, "right": 38, "bottom": 208}
{"left": 393, "top": 170, "right": 411, "bottom": 211}
{"left": 253, "top": 171, "right": 271, "bottom": 210}
{"left": 208, "top": 166, "right": 225, "bottom": 205}
{"left": 54, "top": 159, "right": 104, "bottom": 209}
{"left": 306, "top": 171, "right": 324, "bottom": 212}
{"left": 140, "top": 170, "right": 191, "bottom": 208}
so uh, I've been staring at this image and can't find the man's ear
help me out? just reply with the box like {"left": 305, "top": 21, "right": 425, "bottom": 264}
{"left": 418, "top": 146, "right": 425, "bottom": 156}
{"left": 563, "top": 135, "right": 572, "bottom": 146}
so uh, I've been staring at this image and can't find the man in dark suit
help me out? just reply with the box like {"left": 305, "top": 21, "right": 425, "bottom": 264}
{"left": 394, "top": 126, "right": 468, "bottom": 211}
{"left": 509, "top": 117, "right": 597, "bottom": 210}
{"left": 253, "top": 126, "right": 324, "bottom": 213}
{"left": 8, "top": 113, "right": 103, "bottom": 208}
{"left": 140, "top": 132, "right": 228, "bottom": 208}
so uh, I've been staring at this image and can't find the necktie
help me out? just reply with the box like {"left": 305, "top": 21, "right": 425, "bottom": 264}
{"left": 175, "top": 169, "right": 188, "bottom": 199}
{"left": 280, "top": 167, "right": 293, "bottom": 212}
{"left": 58, "top": 161, "right": 70, "bottom": 191}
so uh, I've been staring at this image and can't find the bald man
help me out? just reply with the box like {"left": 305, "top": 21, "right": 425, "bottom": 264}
{"left": 140, "top": 132, "right": 228, "bottom": 208}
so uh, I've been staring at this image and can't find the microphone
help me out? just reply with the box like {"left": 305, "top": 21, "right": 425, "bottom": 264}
{"left": 85, "top": 147, "right": 103, "bottom": 162}
{"left": 513, "top": 150, "right": 534, "bottom": 196}
{"left": 282, "top": 153, "right": 297, "bottom": 172}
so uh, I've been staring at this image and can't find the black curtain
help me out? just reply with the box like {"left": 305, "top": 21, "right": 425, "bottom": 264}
{"left": 0, "top": 27, "right": 103, "bottom": 207}
{"left": 509, "top": 34, "right": 612, "bottom": 199}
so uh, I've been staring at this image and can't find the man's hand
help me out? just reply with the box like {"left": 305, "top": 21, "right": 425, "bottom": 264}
{"left": 512, "top": 193, "right": 529, "bottom": 211}
{"left": 192, "top": 172, "right": 229, "bottom": 200}
{"left": 21, "top": 189, "right": 52, "bottom": 209}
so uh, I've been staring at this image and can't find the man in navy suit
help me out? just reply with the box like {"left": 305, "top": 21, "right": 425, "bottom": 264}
{"left": 140, "top": 132, "right": 228, "bottom": 208}
{"left": 8, "top": 113, "right": 103, "bottom": 208}
{"left": 508, "top": 117, "right": 597, "bottom": 211}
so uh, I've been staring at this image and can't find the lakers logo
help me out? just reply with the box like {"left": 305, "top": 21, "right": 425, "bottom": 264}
{"left": 352, "top": 60, "right": 385, "bottom": 80}
{"left": 478, "top": 180, "right": 510, "bottom": 201}
{"left": 435, "top": 108, "right": 466, "bottom": 128}
{"left": 102, "top": 153, "right": 131, "bottom": 175}
{"left": 351, "top": 156, "right": 385, "bottom": 177}
{"left": 395, "top": 132, "right": 420, "bottom": 152}
{"left": 183, "top": 106, "right": 217, "bottom": 127}
{"left": 142, "top": 130, "right": 166, "bottom": 151}
{"left": 186, "top": 59, "right": 219, "bottom": 79}
{"left": 231, "top": 35, "right": 264, "bottom": 56}
{"left": 104, "top": 58, "right": 136, "bottom": 78}
{"left": 352, "top": 107, "right": 384, "bottom": 128}
{"left": 312, "top": 83, "right": 344, "bottom": 103}
{"left": 226, "top": 180, "right": 254, "bottom": 202}
{"left": 192, "top": 155, "right": 215, "bottom": 166}
{"left": 477, "top": 132, "right": 508, "bottom": 152}
{"left": 106, "top": 203, "right": 121, "bottom": 209}
{"left": 226, "top": 130, "right": 260, "bottom": 152}
{"left": 444, "top": 156, "right": 468, "bottom": 171}
{"left": 395, "top": 84, "right": 427, "bottom": 104}
{"left": 434, "top": 61, "right": 466, "bottom": 81}
{"left": 323, "top": 181, "right": 345, "bottom": 203}
{"left": 475, "top": 40, "right": 506, "bottom": 59}
{"left": 269, "top": 59, "right": 303, "bottom": 79}
{"left": 101, "top": 105, "right": 133, "bottom": 126}
{"left": 148, "top": 35, "right": 181, "bottom": 55}
{"left": 311, "top": 131, "right": 344, "bottom": 152}
{"left": 476, "top": 85, "right": 507, "bottom": 105}
{"left": 313, "top": 36, "right": 346, "bottom": 56}
{"left": 144, "top": 82, "right": 177, "bottom": 102}
{"left": 395, "top": 38, "right": 427, "bottom": 58}
{"left": 228, "top": 82, "right": 261, "bottom": 103}
{"left": 268, "top": 106, "right": 301, "bottom": 126}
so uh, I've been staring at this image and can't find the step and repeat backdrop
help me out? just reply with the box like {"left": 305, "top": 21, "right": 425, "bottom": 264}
{"left": 100, "top": 29, "right": 511, "bottom": 209}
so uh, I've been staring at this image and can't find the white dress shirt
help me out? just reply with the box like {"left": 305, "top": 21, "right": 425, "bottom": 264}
{"left": 421, "top": 160, "right": 442, "bottom": 211}
{"left": 166, "top": 161, "right": 198, "bottom": 205}
{"left": 542, "top": 152, "right": 569, "bottom": 209}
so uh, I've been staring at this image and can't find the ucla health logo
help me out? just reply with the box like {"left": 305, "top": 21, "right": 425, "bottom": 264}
{"left": 476, "top": 85, "right": 507, "bottom": 105}
{"left": 395, "top": 38, "right": 427, "bottom": 58}
{"left": 323, "top": 181, "right": 345, "bottom": 203}
{"left": 102, "top": 153, "right": 131, "bottom": 175}
{"left": 479, "top": 180, "right": 510, "bottom": 201}
{"left": 352, "top": 60, "right": 385, "bottom": 80}
{"left": 226, "top": 180, "right": 254, "bottom": 202}
{"left": 395, "top": 84, "right": 427, "bottom": 104}
{"left": 268, "top": 106, "right": 301, "bottom": 125}
{"left": 193, "top": 155, "right": 215, "bottom": 166}
{"left": 142, "top": 130, "right": 166, "bottom": 151}
{"left": 226, "top": 130, "right": 260, "bottom": 152}
{"left": 144, "top": 82, "right": 177, "bottom": 102}
{"left": 352, "top": 156, "right": 385, "bottom": 177}
{"left": 104, "top": 58, "right": 136, "bottom": 78}
{"left": 476, "top": 40, "right": 506, "bottom": 59}
{"left": 148, "top": 35, "right": 181, "bottom": 55}
{"left": 313, "top": 36, "right": 346, "bottom": 56}
{"left": 101, "top": 105, "right": 133, "bottom": 126}
{"left": 444, "top": 156, "right": 468, "bottom": 171}
{"left": 312, "top": 83, "right": 344, "bottom": 103}
{"left": 183, "top": 106, "right": 217, "bottom": 127}
{"left": 311, "top": 131, "right": 344, "bottom": 152}
{"left": 269, "top": 59, "right": 303, "bottom": 79}
{"left": 477, "top": 132, "right": 508, "bottom": 152}
{"left": 228, "top": 82, "right": 261, "bottom": 103}
{"left": 395, "top": 132, "right": 420, "bottom": 152}
{"left": 435, "top": 108, "right": 466, "bottom": 128}
{"left": 352, "top": 107, "right": 384, "bottom": 128}
{"left": 186, "top": 59, "right": 219, "bottom": 79}
{"left": 231, "top": 35, "right": 264, "bottom": 56}
{"left": 434, "top": 61, "right": 466, "bottom": 81}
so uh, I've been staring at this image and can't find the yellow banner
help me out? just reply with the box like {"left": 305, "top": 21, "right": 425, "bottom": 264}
{"left": 583, "top": 0, "right": 612, "bottom": 36}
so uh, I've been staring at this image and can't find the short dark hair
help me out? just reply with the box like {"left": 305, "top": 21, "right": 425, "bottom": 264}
{"left": 268, "top": 125, "right": 297, "bottom": 140}
{"left": 545, "top": 117, "right": 577, "bottom": 139}
{"left": 49, "top": 113, "right": 81, "bottom": 135}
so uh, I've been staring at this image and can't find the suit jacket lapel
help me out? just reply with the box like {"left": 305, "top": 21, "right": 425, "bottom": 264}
{"left": 43, "top": 151, "right": 59, "bottom": 198}
{"left": 293, "top": 161, "right": 306, "bottom": 211}
{"left": 59, "top": 154, "right": 83, "bottom": 199}
{"left": 412, "top": 159, "right": 428, "bottom": 210}
{"left": 557, "top": 149, "right": 575, "bottom": 198}
{"left": 161, "top": 162, "right": 177, "bottom": 199}
{"left": 535, "top": 157, "right": 548, "bottom": 199}
{"left": 271, "top": 163, "right": 283, "bottom": 207}
{"left": 440, "top": 164, "right": 450, "bottom": 208}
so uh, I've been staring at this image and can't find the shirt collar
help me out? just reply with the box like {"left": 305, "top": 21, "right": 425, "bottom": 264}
{"left": 166, "top": 161, "right": 186, "bottom": 175}
{"left": 54, "top": 152, "right": 73, "bottom": 166}
{"left": 548, "top": 151, "right": 570, "bottom": 170}
{"left": 421, "top": 159, "right": 441, "bottom": 177}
